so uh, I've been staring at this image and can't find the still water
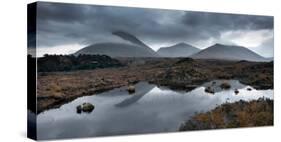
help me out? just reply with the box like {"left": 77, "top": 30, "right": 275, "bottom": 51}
{"left": 37, "top": 80, "right": 273, "bottom": 140}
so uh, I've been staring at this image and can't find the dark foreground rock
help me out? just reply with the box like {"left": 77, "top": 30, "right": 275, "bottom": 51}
{"left": 76, "top": 103, "right": 95, "bottom": 113}
{"left": 220, "top": 82, "right": 231, "bottom": 89}
{"left": 127, "top": 85, "right": 136, "bottom": 94}
{"left": 179, "top": 98, "right": 273, "bottom": 131}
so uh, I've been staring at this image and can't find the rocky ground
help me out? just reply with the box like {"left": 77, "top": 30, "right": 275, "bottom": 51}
{"left": 179, "top": 98, "right": 273, "bottom": 130}
{"left": 36, "top": 58, "right": 273, "bottom": 113}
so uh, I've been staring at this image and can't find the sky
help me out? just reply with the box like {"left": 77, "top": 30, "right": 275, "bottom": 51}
{"left": 29, "top": 2, "right": 274, "bottom": 57}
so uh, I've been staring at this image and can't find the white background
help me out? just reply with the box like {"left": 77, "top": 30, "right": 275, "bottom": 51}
{"left": 0, "top": 0, "right": 280, "bottom": 141}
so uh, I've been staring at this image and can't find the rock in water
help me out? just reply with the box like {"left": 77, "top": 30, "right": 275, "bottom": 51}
{"left": 127, "top": 85, "right": 136, "bottom": 94}
{"left": 234, "top": 89, "right": 239, "bottom": 95}
{"left": 205, "top": 86, "right": 214, "bottom": 94}
{"left": 220, "top": 82, "right": 231, "bottom": 89}
{"left": 76, "top": 105, "right": 82, "bottom": 114}
{"left": 76, "top": 103, "right": 95, "bottom": 113}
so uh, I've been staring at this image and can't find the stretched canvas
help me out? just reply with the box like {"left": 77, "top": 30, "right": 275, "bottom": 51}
{"left": 28, "top": 1, "right": 274, "bottom": 140}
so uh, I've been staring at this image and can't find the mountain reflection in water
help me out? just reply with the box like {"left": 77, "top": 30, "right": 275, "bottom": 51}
{"left": 37, "top": 80, "right": 273, "bottom": 140}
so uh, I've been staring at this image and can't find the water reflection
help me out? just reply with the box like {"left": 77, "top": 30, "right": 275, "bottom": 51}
{"left": 115, "top": 82, "right": 154, "bottom": 107}
{"left": 202, "top": 80, "right": 246, "bottom": 93}
{"left": 37, "top": 80, "right": 273, "bottom": 140}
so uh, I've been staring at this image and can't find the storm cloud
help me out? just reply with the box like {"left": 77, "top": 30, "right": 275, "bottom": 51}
{"left": 33, "top": 2, "right": 274, "bottom": 57}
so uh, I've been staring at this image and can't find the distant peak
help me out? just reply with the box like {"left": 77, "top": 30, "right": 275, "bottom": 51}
{"left": 212, "top": 43, "right": 242, "bottom": 48}
{"left": 112, "top": 31, "right": 135, "bottom": 40}
{"left": 212, "top": 43, "right": 225, "bottom": 46}
{"left": 158, "top": 42, "right": 198, "bottom": 51}
{"left": 112, "top": 30, "right": 148, "bottom": 47}
{"left": 176, "top": 42, "right": 188, "bottom": 46}
{"left": 111, "top": 30, "right": 157, "bottom": 55}
{"left": 112, "top": 31, "right": 130, "bottom": 36}
{"left": 173, "top": 42, "right": 195, "bottom": 48}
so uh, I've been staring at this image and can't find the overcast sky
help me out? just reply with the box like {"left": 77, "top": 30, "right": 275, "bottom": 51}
{"left": 31, "top": 2, "right": 274, "bottom": 57}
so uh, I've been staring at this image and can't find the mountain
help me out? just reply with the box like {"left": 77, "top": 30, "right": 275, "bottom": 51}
{"left": 75, "top": 43, "right": 158, "bottom": 57}
{"left": 75, "top": 31, "right": 158, "bottom": 57}
{"left": 157, "top": 43, "right": 200, "bottom": 57}
{"left": 191, "top": 44, "right": 267, "bottom": 62}
{"left": 112, "top": 31, "right": 148, "bottom": 48}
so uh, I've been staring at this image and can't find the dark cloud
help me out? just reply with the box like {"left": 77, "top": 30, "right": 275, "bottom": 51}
{"left": 182, "top": 12, "right": 273, "bottom": 30}
{"left": 34, "top": 1, "right": 273, "bottom": 56}
{"left": 181, "top": 12, "right": 273, "bottom": 40}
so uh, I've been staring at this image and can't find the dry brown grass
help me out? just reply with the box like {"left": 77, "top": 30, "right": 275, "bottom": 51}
{"left": 179, "top": 98, "right": 273, "bottom": 131}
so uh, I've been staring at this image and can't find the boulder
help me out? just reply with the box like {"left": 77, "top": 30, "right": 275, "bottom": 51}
{"left": 76, "top": 102, "right": 95, "bottom": 113}
{"left": 234, "top": 89, "right": 239, "bottom": 95}
{"left": 127, "top": 85, "right": 135, "bottom": 94}
{"left": 220, "top": 82, "right": 231, "bottom": 89}
{"left": 205, "top": 86, "right": 214, "bottom": 94}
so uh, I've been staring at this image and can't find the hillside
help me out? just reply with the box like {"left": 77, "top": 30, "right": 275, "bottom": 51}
{"left": 191, "top": 44, "right": 267, "bottom": 62}
{"left": 157, "top": 43, "right": 200, "bottom": 57}
{"left": 75, "top": 31, "right": 158, "bottom": 57}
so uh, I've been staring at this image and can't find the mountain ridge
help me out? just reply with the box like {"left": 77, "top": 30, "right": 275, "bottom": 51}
{"left": 157, "top": 42, "right": 200, "bottom": 57}
{"left": 191, "top": 43, "right": 267, "bottom": 62}
{"left": 75, "top": 31, "right": 158, "bottom": 57}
